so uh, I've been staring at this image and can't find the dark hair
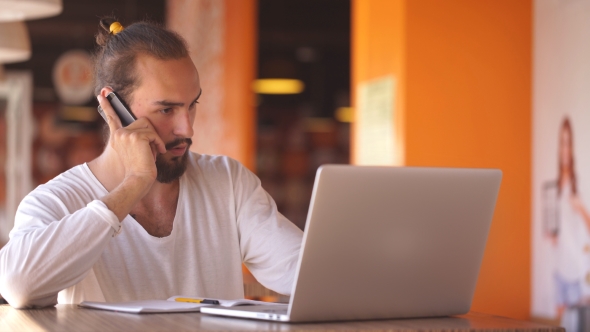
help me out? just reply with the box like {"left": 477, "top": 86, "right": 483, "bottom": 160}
{"left": 93, "top": 17, "right": 189, "bottom": 105}
{"left": 557, "top": 117, "right": 577, "bottom": 195}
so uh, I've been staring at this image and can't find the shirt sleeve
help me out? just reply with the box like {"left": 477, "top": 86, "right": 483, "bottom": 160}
{"left": 231, "top": 161, "right": 303, "bottom": 295}
{"left": 0, "top": 190, "right": 120, "bottom": 308}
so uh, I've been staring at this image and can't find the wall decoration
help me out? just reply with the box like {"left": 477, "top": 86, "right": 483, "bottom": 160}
{"left": 52, "top": 50, "right": 94, "bottom": 106}
{"left": 532, "top": 0, "right": 590, "bottom": 324}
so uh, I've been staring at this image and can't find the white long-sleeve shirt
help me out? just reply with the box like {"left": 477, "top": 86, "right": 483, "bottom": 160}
{"left": 0, "top": 153, "right": 303, "bottom": 308}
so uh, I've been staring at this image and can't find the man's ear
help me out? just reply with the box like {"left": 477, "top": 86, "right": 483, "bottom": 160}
{"left": 100, "top": 86, "right": 114, "bottom": 97}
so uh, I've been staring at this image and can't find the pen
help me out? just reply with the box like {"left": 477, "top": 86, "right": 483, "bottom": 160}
{"left": 175, "top": 298, "right": 220, "bottom": 305}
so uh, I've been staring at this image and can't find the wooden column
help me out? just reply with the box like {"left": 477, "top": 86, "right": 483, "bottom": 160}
{"left": 166, "top": 0, "right": 257, "bottom": 170}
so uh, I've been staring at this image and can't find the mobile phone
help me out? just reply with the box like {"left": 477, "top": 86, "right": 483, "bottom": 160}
{"left": 97, "top": 91, "right": 136, "bottom": 127}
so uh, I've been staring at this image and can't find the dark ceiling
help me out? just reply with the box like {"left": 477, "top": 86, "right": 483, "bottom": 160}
{"left": 5, "top": 0, "right": 350, "bottom": 118}
{"left": 258, "top": 0, "right": 350, "bottom": 118}
{"left": 5, "top": 0, "right": 166, "bottom": 95}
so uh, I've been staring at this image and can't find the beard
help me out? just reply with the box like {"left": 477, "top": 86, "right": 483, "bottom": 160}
{"left": 155, "top": 138, "right": 192, "bottom": 183}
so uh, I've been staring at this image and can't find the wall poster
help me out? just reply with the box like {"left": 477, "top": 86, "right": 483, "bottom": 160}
{"left": 532, "top": 0, "right": 590, "bottom": 326}
{"left": 355, "top": 75, "right": 396, "bottom": 166}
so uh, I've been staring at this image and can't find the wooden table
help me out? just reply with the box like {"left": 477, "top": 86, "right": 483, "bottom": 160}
{"left": 0, "top": 304, "right": 564, "bottom": 332}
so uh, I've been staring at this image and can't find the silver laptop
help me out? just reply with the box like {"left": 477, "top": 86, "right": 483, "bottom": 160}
{"left": 201, "top": 165, "right": 502, "bottom": 322}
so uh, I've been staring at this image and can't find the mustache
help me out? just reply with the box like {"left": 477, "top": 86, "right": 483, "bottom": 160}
{"left": 166, "top": 138, "right": 192, "bottom": 150}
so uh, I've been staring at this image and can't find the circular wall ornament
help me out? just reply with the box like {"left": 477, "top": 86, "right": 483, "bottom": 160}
{"left": 52, "top": 50, "right": 94, "bottom": 106}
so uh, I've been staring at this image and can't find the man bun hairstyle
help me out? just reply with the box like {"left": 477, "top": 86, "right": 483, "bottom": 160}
{"left": 94, "top": 17, "right": 189, "bottom": 105}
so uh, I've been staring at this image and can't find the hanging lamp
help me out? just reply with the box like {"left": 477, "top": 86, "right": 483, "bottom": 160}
{"left": 0, "top": 0, "right": 62, "bottom": 22}
{"left": 0, "top": 21, "right": 31, "bottom": 63}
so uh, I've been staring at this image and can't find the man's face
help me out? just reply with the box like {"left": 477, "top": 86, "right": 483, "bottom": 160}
{"left": 129, "top": 54, "right": 201, "bottom": 183}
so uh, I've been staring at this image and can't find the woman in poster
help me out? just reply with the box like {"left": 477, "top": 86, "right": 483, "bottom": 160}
{"left": 552, "top": 117, "right": 590, "bottom": 319}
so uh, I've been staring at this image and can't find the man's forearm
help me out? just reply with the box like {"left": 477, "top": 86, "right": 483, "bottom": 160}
{"left": 0, "top": 201, "right": 117, "bottom": 308}
{"left": 101, "top": 175, "right": 153, "bottom": 221}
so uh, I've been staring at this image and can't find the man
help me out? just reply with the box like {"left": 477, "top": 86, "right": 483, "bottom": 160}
{"left": 0, "top": 19, "right": 302, "bottom": 308}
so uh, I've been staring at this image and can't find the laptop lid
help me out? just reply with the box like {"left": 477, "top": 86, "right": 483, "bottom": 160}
{"left": 286, "top": 165, "right": 502, "bottom": 322}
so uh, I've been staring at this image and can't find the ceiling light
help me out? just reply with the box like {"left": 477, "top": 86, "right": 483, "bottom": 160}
{"left": 335, "top": 107, "right": 353, "bottom": 123}
{"left": 0, "top": 0, "right": 62, "bottom": 21}
{"left": 0, "top": 21, "right": 31, "bottom": 63}
{"left": 252, "top": 79, "right": 305, "bottom": 95}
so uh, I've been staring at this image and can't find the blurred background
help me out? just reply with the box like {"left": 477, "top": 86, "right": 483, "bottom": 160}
{"left": 3, "top": 0, "right": 590, "bottom": 329}
{"left": 3, "top": 0, "right": 351, "bottom": 231}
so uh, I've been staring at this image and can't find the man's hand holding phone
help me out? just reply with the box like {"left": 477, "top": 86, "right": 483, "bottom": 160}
{"left": 97, "top": 91, "right": 137, "bottom": 127}
{"left": 96, "top": 89, "right": 166, "bottom": 188}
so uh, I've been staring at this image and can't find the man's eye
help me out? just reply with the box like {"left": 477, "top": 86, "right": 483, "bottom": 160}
{"left": 161, "top": 108, "right": 173, "bottom": 114}
{"left": 189, "top": 101, "right": 199, "bottom": 109}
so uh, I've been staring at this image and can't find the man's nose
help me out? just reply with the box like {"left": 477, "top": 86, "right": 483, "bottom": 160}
{"left": 173, "top": 110, "right": 194, "bottom": 138}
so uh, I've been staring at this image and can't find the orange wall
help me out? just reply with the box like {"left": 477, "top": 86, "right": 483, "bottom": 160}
{"left": 352, "top": 0, "right": 532, "bottom": 320}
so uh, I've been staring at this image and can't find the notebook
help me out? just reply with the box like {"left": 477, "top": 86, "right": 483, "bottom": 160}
{"left": 79, "top": 296, "right": 280, "bottom": 313}
{"left": 200, "top": 165, "right": 502, "bottom": 322}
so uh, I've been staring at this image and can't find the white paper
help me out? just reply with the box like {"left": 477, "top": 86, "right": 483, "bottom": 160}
{"left": 79, "top": 300, "right": 206, "bottom": 313}
{"left": 79, "top": 296, "right": 283, "bottom": 314}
